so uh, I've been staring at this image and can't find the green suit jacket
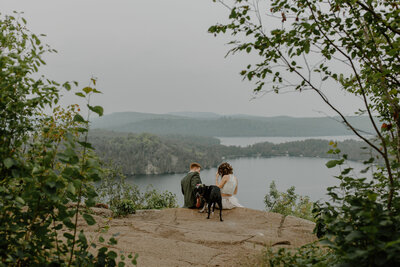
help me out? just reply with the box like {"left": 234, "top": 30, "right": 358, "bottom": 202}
{"left": 181, "top": 171, "right": 202, "bottom": 208}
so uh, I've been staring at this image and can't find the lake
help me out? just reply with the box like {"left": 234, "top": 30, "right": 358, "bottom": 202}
{"left": 217, "top": 135, "right": 364, "bottom": 147}
{"left": 127, "top": 156, "right": 366, "bottom": 210}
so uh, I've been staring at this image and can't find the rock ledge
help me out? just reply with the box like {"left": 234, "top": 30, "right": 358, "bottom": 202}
{"left": 81, "top": 208, "right": 316, "bottom": 266}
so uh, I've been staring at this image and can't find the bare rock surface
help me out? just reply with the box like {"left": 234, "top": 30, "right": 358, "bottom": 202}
{"left": 80, "top": 208, "right": 316, "bottom": 266}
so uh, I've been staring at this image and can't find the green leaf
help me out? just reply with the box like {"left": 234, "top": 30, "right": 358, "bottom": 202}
{"left": 75, "top": 92, "right": 85, "bottom": 98}
{"left": 367, "top": 192, "right": 377, "bottom": 201}
{"left": 99, "top": 246, "right": 108, "bottom": 254}
{"left": 54, "top": 223, "right": 63, "bottom": 230}
{"left": 341, "top": 168, "right": 352, "bottom": 175}
{"left": 385, "top": 238, "right": 400, "bottom": 248}
{"left": 108, "top": 237, "right": 117, "bottom": 245}
{"left": 304, "top": 41, "right": 310, "bottom": 53}
{"left": 107, "top": 250, "right": 118, "bottom": 260}
{"left": 63, "top": 82, "right": 71, "bottom": 91}
{"left": 73, "top": 114, "right": 86, "bottom": 123}
{"left": 88, "top": 105, "right": 104, "bottom": 116}
{"left": 67, "top": 183, "right": 76, "bottom": 195}
{"left": 78, "top": 141, "right": 93, "bottom": 149}
{"left": 83, "top": 213, "right": 96, "bottom": 226}
{"left": 325, "top": 160, "right": 338, "bottom": 168}
{"left": 63, "top": 218, "right": 76, "bottom": 229}
{"left": 77, "top": 127, "right": 88, "bottom": 133}
{"left": 379, "top": 220, "right": 392, "bottom": 226}
{"left": 132, "top": 253, "right": 139, "bottom": 265}
{"left": 63, "top": 233, "right": 75, "bottom": 239}
{"left": 99, "top": 236, "right": 105, "bottom": 243}
{"left": 345, "top": 231, "right": 363, "bottom": 242}
{"left": 32, "top": 166, "right": 41, "bottom": 174}
{"left": 82, "top": 87, "right": 93, "bottom": 94}
{"left": 78, "top": 231, "right": 87, "bottom": 243}
{"left": 319, "top": 238, "right": 334, "bottom": 247}
{"left": 15, "top": 196, "right": 25, "bottom": 205}
{"left": 3, "top": 158, "right": 14, "bottom": 169}
{"left": 363, "top": 157, "right": 374, "bottom": 164}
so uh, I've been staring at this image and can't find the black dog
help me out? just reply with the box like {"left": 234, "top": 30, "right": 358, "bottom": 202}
{"left": 195, "top": 184, "right": 223, "bottom": 222}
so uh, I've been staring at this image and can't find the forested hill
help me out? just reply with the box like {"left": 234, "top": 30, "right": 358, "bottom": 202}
{"left": 91, "top": 112, "right": 374, "bottom": 137}
{"left": 88, "top": 131, "right": 224, "bottom": 175}
{"left": 89, "top": 130, "right": 376, "bottom": 175}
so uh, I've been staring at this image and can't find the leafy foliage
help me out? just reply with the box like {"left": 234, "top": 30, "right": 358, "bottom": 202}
{"left": 96, "top": 166, "right": 178, "bottom": 216}
{"left": 265, "top": 181, "right": 314, "bottom": 221}
{"left": 313, "top": 148, "right": 400, "bottom": 266}
{"left": 257, "top": 242, "right": 335, "bottom": 267}
{"left": 143, "top": 188, "right": 178, "bottom": 210}
{"left": 0, "top": 13, "right": 136, "bottom": 266}
{"left": 210, "top": 0, "right": 400, "bottom": 265}
{"left": 114, "top": 199, "right": 137, "bottom": 217}
{"left": 96, "top": 165, "right": 143, "bottom": 209}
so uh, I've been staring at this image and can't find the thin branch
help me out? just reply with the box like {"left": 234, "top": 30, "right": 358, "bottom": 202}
{"left": 278, "top": 50, "right": 384, "bottom": 156}
{"left": 356, "top": 1, "right": 400, "bottom": 35}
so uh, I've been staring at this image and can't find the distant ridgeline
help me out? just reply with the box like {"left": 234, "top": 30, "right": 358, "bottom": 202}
{"left": 89, "top": 130, "right": 377, "bottom": 175}
{"left": 91, "top": 111, "right": 374, "bottom": 137}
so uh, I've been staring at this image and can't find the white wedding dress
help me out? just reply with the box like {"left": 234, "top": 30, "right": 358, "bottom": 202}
{"left": 219, "top": 175, "right": 243, "bottom": 210}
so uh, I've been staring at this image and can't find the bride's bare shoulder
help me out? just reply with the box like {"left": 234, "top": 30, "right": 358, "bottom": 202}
{"left": 222, "top": 174, "right": 230, "bottom": 180}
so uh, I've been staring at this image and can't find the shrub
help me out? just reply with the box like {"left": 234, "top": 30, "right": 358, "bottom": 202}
{"left": 96, "top": 165, "right": 143, "bottom": 209}
{"left": 313, "top": 151, "right": 400, "bottom": 266}
{"left": 114, "top": 199, "right": 136, "bottom": 217}
{"left": 96, "top": 167, "right": 178, "bottom": 215}
{"left": 0, "top": 14, "right": 135, "bottom": 266}
{"left": 257, "top": 242, "right": 335, "bottom": 267}
{"left": 143, "top": 188, "right": 178, "bottom": 210}
{"left": 211, "top": 0, "right": 400, "bottom": 264}
{"left": 265, "top": 181, "right": 314, "bottom": 221}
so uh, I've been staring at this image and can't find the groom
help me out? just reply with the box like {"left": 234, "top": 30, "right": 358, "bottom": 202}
{"left": 181, "top": 162, "right": 202, "bottom": 208}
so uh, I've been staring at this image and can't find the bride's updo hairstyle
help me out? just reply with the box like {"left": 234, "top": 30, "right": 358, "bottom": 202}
{"left": 218, "top": 162, "right": 233, "bottom": 177}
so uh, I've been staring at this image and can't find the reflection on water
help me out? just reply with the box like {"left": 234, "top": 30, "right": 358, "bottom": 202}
{"left": 127, "top": 157, "right": 366, "bottom": 210}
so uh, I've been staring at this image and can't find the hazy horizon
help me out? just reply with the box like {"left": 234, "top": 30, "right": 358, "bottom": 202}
{"left": 100, "top": 110, "right": 370, "bottom": 119}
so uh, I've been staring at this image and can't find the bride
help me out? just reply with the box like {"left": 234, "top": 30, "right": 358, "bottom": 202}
{"left": 215, "top": 162, "right": 243, "bottom": 209}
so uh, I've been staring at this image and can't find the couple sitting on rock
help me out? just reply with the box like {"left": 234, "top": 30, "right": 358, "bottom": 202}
{"left": 181, "top": 162, "right": 243, "bottom": 209}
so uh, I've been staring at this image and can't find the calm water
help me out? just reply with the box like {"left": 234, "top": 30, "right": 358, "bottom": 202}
{"left": 127, "top": 157, "right": 366, "bottom": 210}
{"left": 217, "top": 135, "right": 363, "bottom": 147}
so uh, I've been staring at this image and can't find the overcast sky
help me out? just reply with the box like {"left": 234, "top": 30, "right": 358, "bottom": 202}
{"left": 1, "top": 0, "right": 364, "bottom": 117}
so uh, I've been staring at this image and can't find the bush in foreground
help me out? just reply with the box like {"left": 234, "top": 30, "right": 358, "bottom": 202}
{"left": 0, "top": 13, "right": 136, "bottom": 266}
{"left": 265, "top": 181, "right": 314, "bottom": 222}
{"left": 96, "top": 166, "right": 178, "bottom": 217}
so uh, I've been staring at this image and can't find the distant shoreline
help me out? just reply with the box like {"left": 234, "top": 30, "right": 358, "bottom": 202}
{"left": 127, "top": 155, "right": 366, "bottom": 177}
{"left": 216, "top": 135, "right": 371, "bottom": 147}
{"left": 89, "top": 131, "right": 376, "bottom": 176}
